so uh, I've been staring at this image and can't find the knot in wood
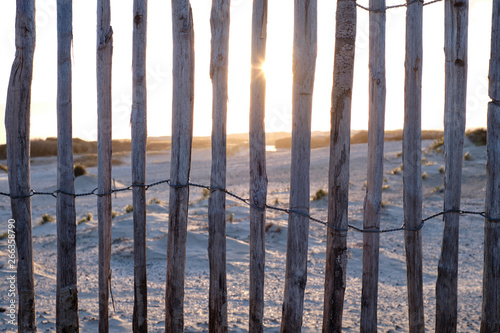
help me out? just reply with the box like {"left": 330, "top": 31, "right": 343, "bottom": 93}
{"left": 134, "top": 12, "right": 143, "bottom": 26}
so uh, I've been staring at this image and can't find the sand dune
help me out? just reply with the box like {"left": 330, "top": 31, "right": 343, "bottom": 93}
{"left": 0, "top": 138, "right": 488, "bottom": 332}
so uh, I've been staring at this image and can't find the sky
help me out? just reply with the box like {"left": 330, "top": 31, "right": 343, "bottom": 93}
{"left": 0, "top": 0, "right": 493, "bottom": 145}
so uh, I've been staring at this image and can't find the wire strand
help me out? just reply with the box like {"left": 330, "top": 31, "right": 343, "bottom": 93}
{"left": 2, "top": 179, "right": 498, "bottom": 232}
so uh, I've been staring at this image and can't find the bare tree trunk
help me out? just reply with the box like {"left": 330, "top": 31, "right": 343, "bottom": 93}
{"left": 322, "top": 0, "right": 356, "bottom": 332}
{"left": 165, "top": 0, "right": 195, "bottom": 332}
{"left": 280, "top": 0, "right": 317, "bottom": 331}
{"left": 97, "top": 1, "right": 113, "bottom": 332}
{"left": 209, "top": 0, "right": 230, "bottom": 331}
{"left": 131, "top": 0, "right": 148, "bottom": 331}
{"left": 5, "top": 1, "right": 36, "bottom": 331}
{"left": 435, "top": 0, "right": 468, "bottom": 332}
{"left": 480, "top": 1, "right": 500, "bottom": 331}
{"left": 360, "top": 0, "right": 386, "bottom": 330}
{"left": 56, "top": 1, "right": 79, "bottom": 331}
{"left": 249, "top": 1, "right": 268, "bottom": 332}
{"left": 403, "top": 1, "right": 424, "bottom": 332}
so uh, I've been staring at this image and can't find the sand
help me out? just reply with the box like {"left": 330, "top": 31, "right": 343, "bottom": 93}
{"left": 0, "top": 138, "right": 488, "bottom": 332}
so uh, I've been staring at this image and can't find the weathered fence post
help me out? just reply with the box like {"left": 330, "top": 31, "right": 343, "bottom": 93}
{"left": 435, "top": 0, "right": 468, "bottom": 331}
{"left": 209, "top": 0, "right": 230, "bottom": 331}
{"left": 56, "top": 0, "right": 79, "bottom": 331}
{"left": 5, "top": 1, "right": 36, "bottom": 331}
{"left": 480, "top": 2, "right": 500, "bottom": 331}
{"left": 131, "top": 0, "right": 148, "bottom": 331}
{"left": 322, "top": 0, "right": 356, "bottom": 331}
{"left": 249, "top": 0, "right": 268, "bottom": 331}
{"left": 166, "top": 0, "right": 195, "bottom": 331}
{"left": 360, "top": 0, "right": 386, "bottom": 330}
{"left": 280, "top": 0, "right": 317, "bottom": 331}
{"left": 403, "top": 0, "right": 424, "bottom": 332}
{"left": 97, "top": 0, "right": 113, "bottom": 332}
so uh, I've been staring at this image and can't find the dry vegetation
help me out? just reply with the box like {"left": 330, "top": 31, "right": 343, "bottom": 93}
{"left": 465, "top": 128, "right": 487, "bottom": 146}
{"left": 0, "top": 137, "right": 171, "bottom": 160}
{"left": 0, "top": 129, "right": 486, "bottom": 161}
{"left": 274, "top": 129, "right": 447, "bottom": 149}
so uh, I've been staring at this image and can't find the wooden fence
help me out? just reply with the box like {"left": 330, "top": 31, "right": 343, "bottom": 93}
{"left": 4, "top": 0, "right": 500, "bottom": 332}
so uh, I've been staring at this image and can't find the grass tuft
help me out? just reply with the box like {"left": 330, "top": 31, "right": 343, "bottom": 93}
{"left": 391, "top": 165, "right": 403, "bottom": 175}
{"left": 41, "top": 214, "right": 53, "bottom": 225}
{"left": 429, "top": 136, "right": 444, "bottom": 152}
{"left": 73, "top": 164, "right": 87, "bottom": 177}
{"left": 312, "top": 189, "right": 327, "bottom": 201}
{"left": 147, "top": 197, "right": 162, "bottom": 205}
{"left": 125, "top": 204, "right": 133, "bottom": 214}
{"left": 78, "top": 212, "right": 93, "bottom": 225}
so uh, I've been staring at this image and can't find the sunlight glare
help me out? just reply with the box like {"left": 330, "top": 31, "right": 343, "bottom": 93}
{"left": 261, "top": 61, "right": 268, "bottom": 78}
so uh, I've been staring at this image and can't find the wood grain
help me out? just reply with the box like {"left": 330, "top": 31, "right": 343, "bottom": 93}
{"left": 280, "top": 0, "right": 317, "bottom": 331}
{"left": 131, "top": 0, "right": 148, "bottom": 331}
{"left": 249, "top": 0, "right": 268, "bottom": 332}
{"left": 5, "top": 1, "right": 37, "bottom": 331}
{"left": 209, "top": 0, "right": 230, "bottom": 331}
{"left": 166, "top": 0, "right": 195, "bottom": 331}
{"left": 436, "top": 0, "right": 468, "bottom": 331}
{"left": 97, "top": 1, "right": 113, "bottom": 331}
{"left": 56, "top": 1, "right": 79, "bottom": 331}
{"left": 403, "top": 0, "right": 424, "bottom": 332}
{"left": 322, "top": 0, "right": 356, "bottom": 331}
{"left": 360, "top": 0, "right": 386, "bottom": 330}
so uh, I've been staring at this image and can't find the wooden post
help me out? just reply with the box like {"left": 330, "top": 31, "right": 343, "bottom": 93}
{"left": 131, "top": 0, "right": 148, "bottom": 332}
{"left": 5, "top": 1, "right": 36, "bottom": 331}
{"left": 481, "top": 1, "right": 500, "bottom": 331}
{"left": 209, "top": 0, "right": 230, "bottom": 331}
{"left": 435, "top": 0, "right": 468, "bottom": 331}
{"left": 165, "top": 0, "right": 195, "bottom": 332}
{"left": 249, "top": 0, "right": 267, "bottom": 332}
{"left": 97, "top": 0, "right": 113, "bottom": 332}
{"left": 403, "top": 0, "right": 424, "bottom": 332}
{"left": 280, "top": 0, "right": 317, "bottom": 331}
{"left": 322, "top": 0, "right": 356, "bottom": 331}
{"left": 360, "top": 0, "right": 386, "bottom": 330}
{"left": 56, "top": 1, "right": 79, "bottom": 332}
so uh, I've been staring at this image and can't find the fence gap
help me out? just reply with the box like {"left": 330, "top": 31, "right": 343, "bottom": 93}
{"left": 360, "top": 0, "right": 386, "bottom": 330}
{"left": 56, "top": 0, "right": 79, "bottom": 331}
{"left": 481, "top": 2, "right": 500, "bottom": 330}
{"left": 208, "top": 0, "right": 230, "bottom": 331}
{"left": 131, "top": 0, "right": 148, "bottom": 331}
{"left": 322, "top": 0, "right": 356, "bottom": 331}
{"left": 248, "top": 0, "right": 268, "bottom": 332}
{"left": 166, "top": 0, "right": 195, "bottom": 331}
{"left": 435, "top": 0, "right": 468, "bottom": 331}
{"left": 403, "top": 0, "right": 424, "bottom": 331}
{"left": 97, "top": 0, "right": 113, "bottom": 331}
{"left": 280, "top": 0, "right": 317, "bottom": 330}
{"left": 5, "top": 1, "right": 36, "bottom": 331}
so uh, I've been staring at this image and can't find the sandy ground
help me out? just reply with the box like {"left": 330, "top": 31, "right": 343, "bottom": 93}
{"left": 0, "top": 138, "right": 488, "bottom": 332}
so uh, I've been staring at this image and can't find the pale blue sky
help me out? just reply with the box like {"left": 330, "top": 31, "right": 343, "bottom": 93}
{"left": 0, "top": 0, "right": 493, "bottom": 145}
